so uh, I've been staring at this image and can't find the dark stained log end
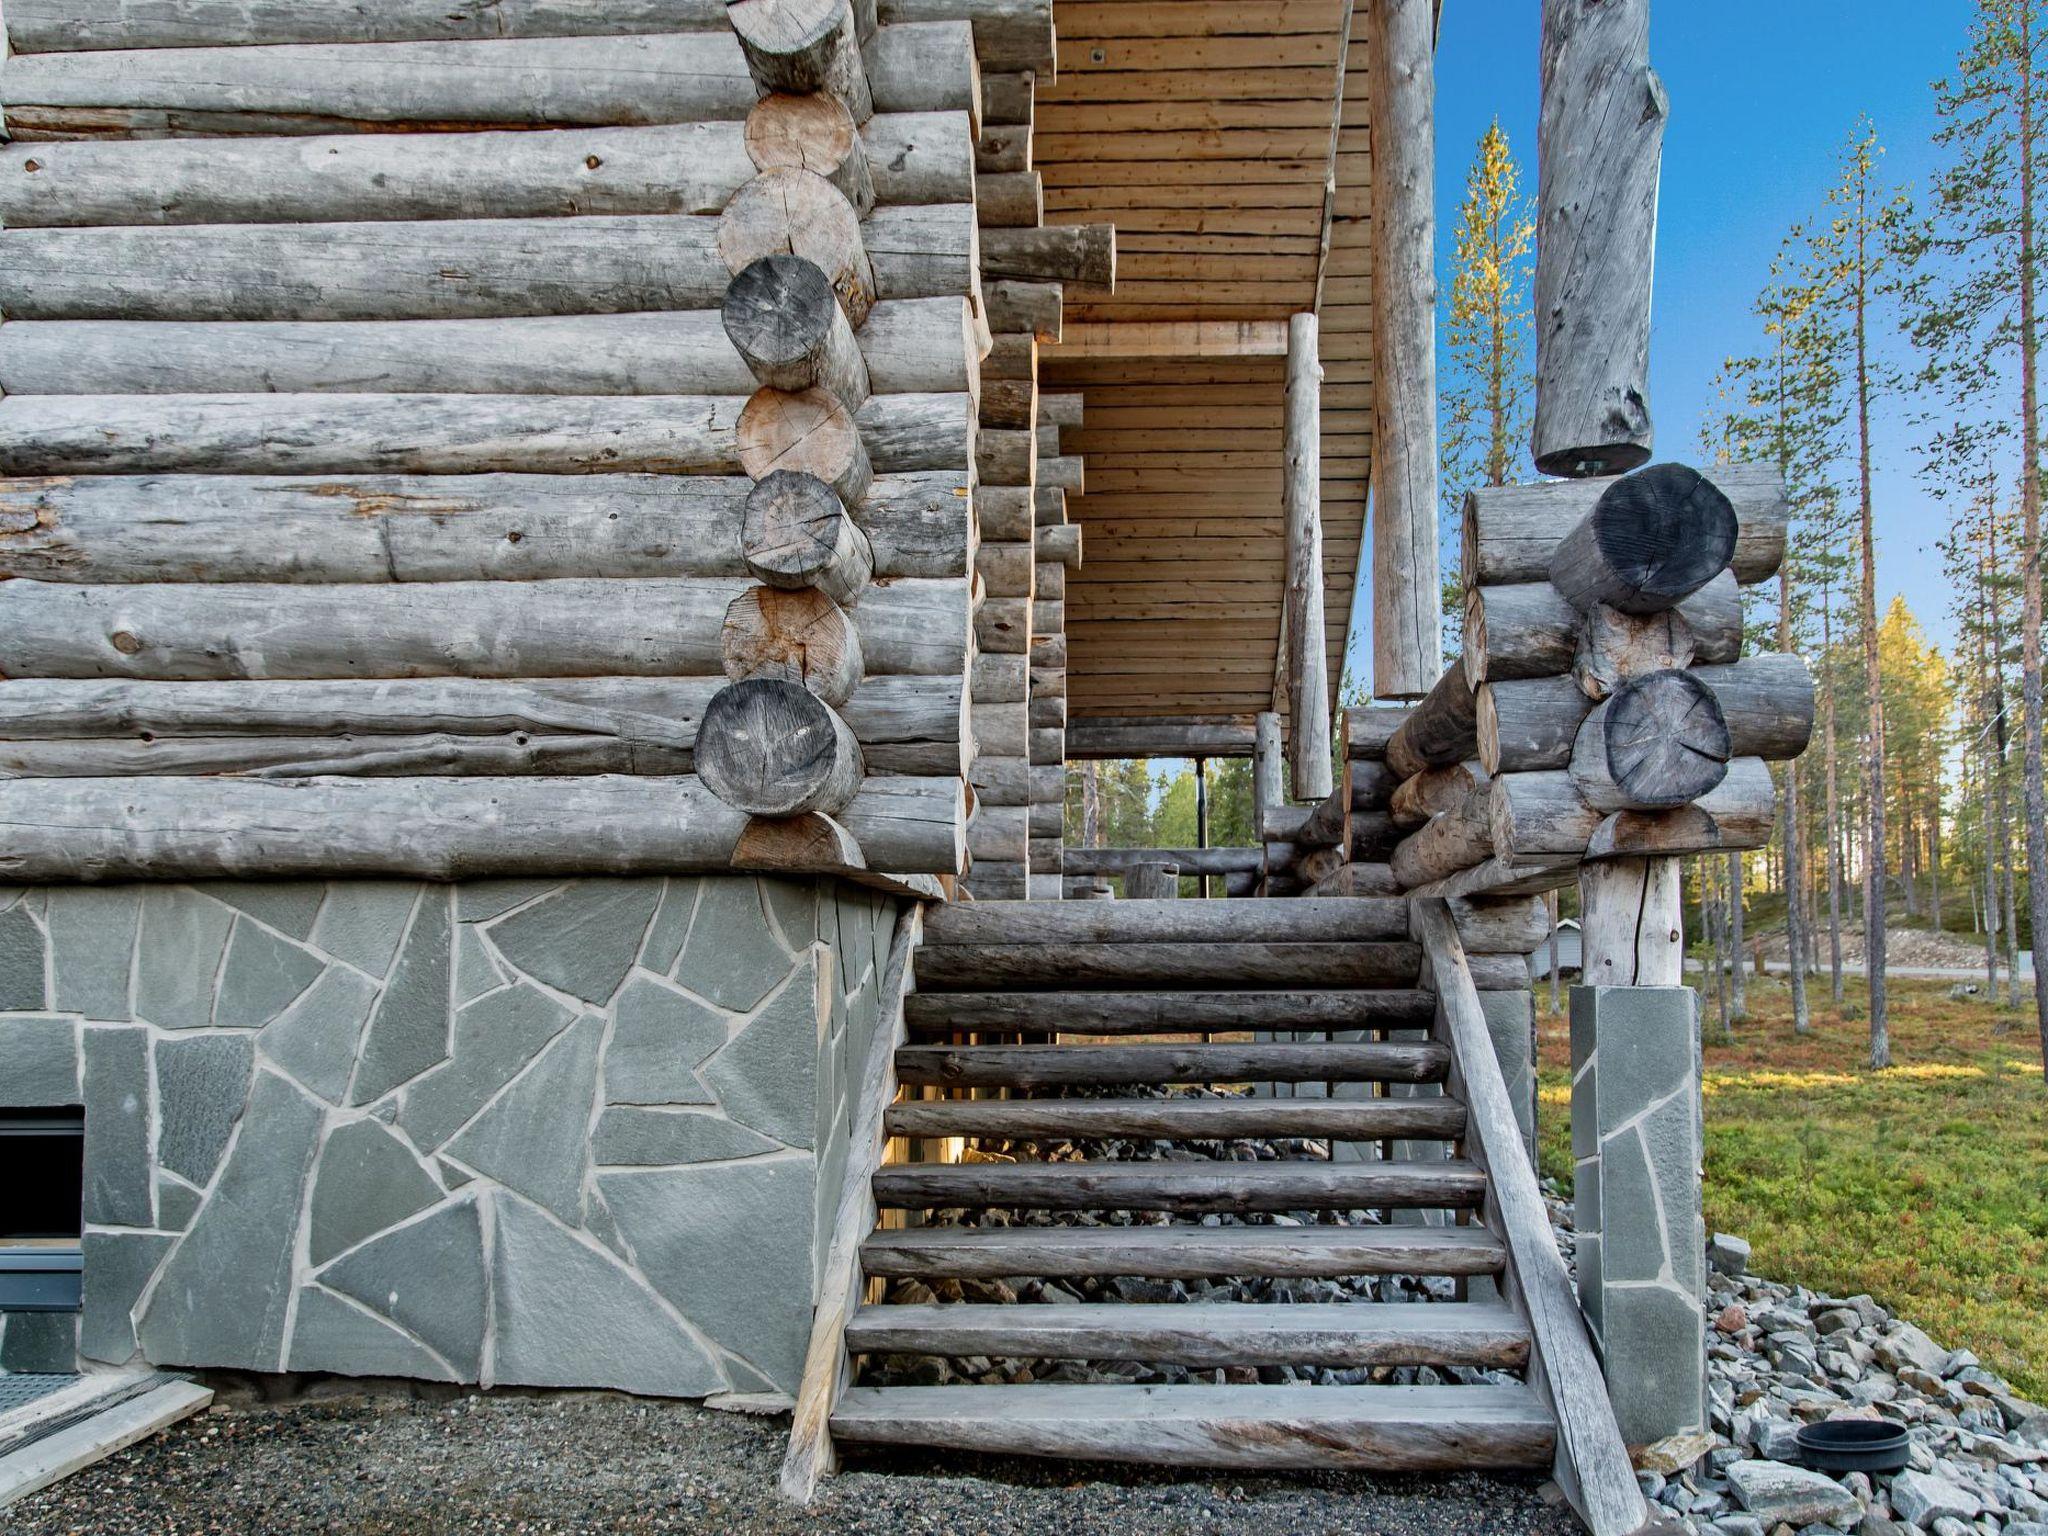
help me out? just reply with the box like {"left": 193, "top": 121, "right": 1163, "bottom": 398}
{"left": 1532, "top": 438, "right": 1652, "bottom": 481}
{"left": 741, "top": 468, "right": 873, "bottom": 603}
{"left": 722, "top": 253, "right": 866, "bottom": 401}
{"left": 1600, "top": 667, "right": 1730, "bottom": 808}
{"left": 698, "top": 676, "right": 864, "bottom": 818}
{"left": 1551, "top": 462, "right": 1738, "bottom": 614}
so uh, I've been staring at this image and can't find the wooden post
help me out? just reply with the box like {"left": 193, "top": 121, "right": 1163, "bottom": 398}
{"left": 1253, "top": 709, "right": 1286, "bottom": 839}
{"left": 1283, "top": 311, "right": 1333, "bottom": 800}
{"left": 1532, "top": 0, "right": 1668, "bottom": 477}
{"left": 1577, "top": 856, "right": 1683, "bottom": 987}
{"left": 1367, "top": 0, "right": 1442, "bottom": 698}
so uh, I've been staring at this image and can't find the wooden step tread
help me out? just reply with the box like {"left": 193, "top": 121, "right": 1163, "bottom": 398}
{"left": 860, "top": 1224, "right": 1509, "bottom": 1281}
{"left": 830, "top": 1383, "right": 1556, "bottom": 1470}
{"left": 923, "top": 897, "right": 1411, "bottom": 947}
{"left": 884, "top": 1096, "right": 1466, "bottom": 1142}
{"left": 871, "top": 1158, "right": 1486, "bottom": 1214}
{"left": 894, "top": 1041, "right": 1449, "bottom": 1089}
{"left": 845, "top": 1301, "right": 1531, "bottom": 1370}
{"left": 913, "top": 941, "right": 1422, "bottom": 991}
{"left": 903, "top": 988, "right": 1436, "bottom": 1035}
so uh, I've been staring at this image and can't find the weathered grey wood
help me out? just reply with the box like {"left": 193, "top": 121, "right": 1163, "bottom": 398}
{"left": 1489, "top": 770, "right": 1602, "bottom": 863}
{"left": 903, "top": 988, "right": 1435, "bottom": 1035}
{"left": 1025, "top": 795, "right": 1062, "bottom": 836}
{"left": 741, "top": 472, "right": 875, "bottom": 607}
{"left": 1390, "top": 763, "right": 1486, "bottom": 830}
{"left": 974, "top": 597, "right": 1032, "bottom": 656}
{"left": 0, "top": 731, "right": 690, "bottom": 780}
{"left": 0, "top": 771, "right": 957, "bottom": 880}
{"left": 681, "top": 679, "right": 865, "bottom": 816}
{"left": 1036, "top": 523, "right": 1083, "bottom": 572}
{"left": 1574, "top": 603, "right": 1695, "bottom": 700}
{"left": 980, "top": 70, "right": 1033, "bottom": 126}
{"left": 974, "top": 426, "right": 1036, "bottom": 486}
{"left": 728, "top": 0, "right": 871, "bottom": 122}
{"left": 876, "top": 0, "right": 1049, "bottom": 74}
{"left": 745, "top": 89, "right": 874, "bottom": 215}
{"left": 1281, "top": 312, "right": 1334, "bottom": 799}
{"left": 980, "top": 225, "right": 1114, "bottom": 295}
{"left": 853, "top": 389, "right": 977, "bottom": 474}
{"left": 3, "top": 0, "right": 739, "bottom": 51}
{"left": 1306, "top": 861, "right": 1403, "bottom": 898}
{"left": 1028, "top": 725, "right": 1064, "bottom": 767}
{"left": 1570, "top": 669, "right": 1730, "bottom": 811}
{"left": 974, "top": 486, "right": 1032, "bottom": 542}
{"left": 1122, "top": 863, "right": 1179, "bottom": 900}
{"left": 1477, "top": 676, "right": 1596, "bottom": 775}
{"left": 1576, "top": 857, "right": 1683, "bottom": 986}
{"left": 846, "top": 1301, "right": 1529, "bottom": 1371}
{"left": 1342, "top": 704, "right": 1412, "bottom": 762}
{"left": 861, "top": 110, "right": 975, "bottom": 204}
{"left": 1582, "top": 756, "right": 1777, "bottom": 861}
{"left": 884, "top": 1096, "right": 1464, "bottom": 1142}
{"left": 1351, "top": 758, "right": 1397, "bottom": 811}
{"left": 733, "top": 807, "right": 866, "bottom": 876}
{"left": 974, "top": 542, "right": 1034, "bottom": 600}
{"left": 964, "top": 860, "right": 1029, "bottom": 899}
{"left": 1532, "top": 0, "right": 1667, "bottom": 478}
{"left": 974, "top": 701, "right": 1028, "bottom": 758}
{"left": 860, "top": 1223, "right": 1503, "bottom": 1281}
{"left": 1059, "top": 845, "right": 1264, "bottom": 877}
{"left": 975, "top": 170, "right": 1042, "bottom": 228}
{"left": 1677, "top": 569, "right": 1743, "bottom": 663}
{"left": 966, "top": 803, "right": 1028, "bottom": 865}
{"left": 913, "top": 941, "right": 1421, "bottom": 991}
{"left": 719, "top": 167, "right": 880, "bottom": 327}
{"left": 1690, "top": 654, "right": 1814, "bottom": 760}
{"left": 872, "top": 1156, "right": 1479, "bottom": 1211}
{"left": 723, "top": 256, "right": 870, "bottom": 406}
{"left": 1464, "top": 464, "right": 1784, "bottom": 587}
{"left": 1383, "top": 664, "right": 1478, "bottom": 780}
{"left": 1426, "top": 894, "right": 1553, "bottom": 955}
{"left": 722, "top": 585, "right": 865, "bottom": 704}
{"left": 1547, "top": 464, "right": 1738, "bottom": 613}
{"left": 862, "top": 20, "right": 980, "bottom": 133}
{"left": 1414, "top": 898, "right": 1651, "bottom": 1536}
{"left": 1039, "top": 455, "right": 1084, "bottom": 492}
{"left": 1296, "top": 776, "right": 1351, "bottom": 848}
{"left": 1368, "top": 0, "right": 1442, "bottom": 698}
{"left": 1463, "top": 582, "right": 1579, "bottom": 689}
{"left": 970, "top": 655, "right": 1028, "bottom": 707}
{"left": 1389, "top": 794, "right": 1494, "bottom": 890}
{"left": 983, "top": 279, "right": 1062, "bottom": 343}
{"left": 1065, "top": 716, "right": 1253, "bottom": 761}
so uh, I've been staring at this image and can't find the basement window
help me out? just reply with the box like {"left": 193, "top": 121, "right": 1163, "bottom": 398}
{"left": 0, "top": 1109, "right": 84, "bottom": 1312}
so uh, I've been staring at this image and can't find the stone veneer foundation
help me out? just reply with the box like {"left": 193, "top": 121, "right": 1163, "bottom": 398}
{"left": 0, "top": 875, "right": 901, "bottom": 1400}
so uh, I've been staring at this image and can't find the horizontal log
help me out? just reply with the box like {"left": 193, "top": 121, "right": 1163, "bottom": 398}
{"left": 1568, "top": 669, "right": 1730, "bottom": 811}
{"left": 1390, "top": 763, "right": 1486, "bottom": 829}
{"left": 697, "top": 678, "right": 863, "bottom": 817}
{"left": 0, "top": 392, "right": 968, "bottom": 478}
{"left": 1342, "top": 705, "right": 1412, "bottom": 762}
{"left": 1546, "top": 463, "right": 1738, "bottom": 614}
{"left": 1028, "top": 833, "right": 1063, "bottom": 874}
{"left": 1383, "top": 665, "right": 1477, "bottom": 780}
{"left": 1388, "top": 795, "right": 1494, "bottom": 890}
{"left": 970, "top": 653, "right": 1028, "bottom": 704}
{"left": 744, "top": 90, "right": 872, "bottom": 216}
{"left": 910, "top": 940, "right": 1425, "bottom": 989}
{"left": 965, "top": 803, "right": 1028, "bottom": 864}
{"left": 1027, "top": 695, "right": 1066, "bottom": 731}
{"left": 980, "top": 225, "right": 1115, "bottom": 295}
{"left": 1488, "top": 770, "right": 1600, "bottom": 863}
{"left": 1305, "top": 861, "right": 1401, "bottom": 898}
{"left": 893, "top": 1038, "right": 1444, "bottom": 1088}
{"left": 1573, "top": 603, "right": 1695, "bottom": 700}
{"left": 869, "top": 1158, "right": 1482, "bottom": 1216}
{"left": 979, "top": 71, "right": 1032, "bottom": 127}
{"left": 876, "top": 0, "right": 1052, "bottom": 76}
{"left": 1581, "top": 756, "right": 1776, "bottom": 860}
{"left": 858, "top": 1223, "right": 1502, "bottom": 1281}
{"left": 976, "top": 170, "right": 1042, "bottom": 228}
{"left": 1352, "top": 761, "right": 1397, "bottom": 810}
{"left": 1678, "top": 569, "right": 1743, "bottom": 664}
{"left": 905, "top": 987, "right": 1433, "bottom": 1035}
{"left": 721, "top": 585, "right": 863, "bottom": 705}
{"left": 1476, "top": 676, "right": 1595, "bottom": 775}
{"left": 1462, "top": 582, "right": 1579, "bottom": 689}
{"left": 1033, "top": 560, "right": 1064, "bottom": 602}
{"left": 861, "top": 111, "right": 976, "bottom": 205}
{"left": 1060, "top": 846, "right": 1263, "bottom": 877}
{"left": 722, "top": 255, "right": 870, "bottom": 405}
{"left": 1349, "top": 810, "right": 1398, "bottom": 861}
{"left": 925, "top": 897, "right": 1408, "bottom": 946}
{"left": 1422, "top": 894, "right": 1552, "bottom": 955}
{"left": 0, "top": 577, "right": 969, "bottom": 680}
{"left": 884, "top": 1098, "right": 1462, "bottom": 1143}
{"left": 861, "top": 21, "right": 981, "bottom": 136}
{"left": 974, "top": 596, "right": 1031, "bottom": 655}
{"left": 728, "top": 0, "right": 871, "bottom": 122}
{"left": 0, "top": 771, "right": 964, "bottom": 880}
{"left": 963, "top": 861, "right": 1028, "bottom": 899}
{"left": 1064, "top": 715, "right": 1256, "bottom": 759}
{"left": 1691, "top": 653, "right": 1814, "bottom": 760}
{"left": 983, "top": 279, "right": 1062, "bottom": 343}
{"left": 975, "top": 485, "right": 1033, "bottom": 542}
{"left": 1036, "top": 523, "right": 1083, "bottom": 569}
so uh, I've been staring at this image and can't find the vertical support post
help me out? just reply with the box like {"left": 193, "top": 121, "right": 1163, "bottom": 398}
{"left": 1367, "top": 0, "right": 1442, "bottom": 698}
{"left": 1284, "top": 311, "right": 1334, "bottom": 799}
{"left": 1253, "top": 710, "right": 1286, "bottom": 840}
{"left": 1195, "top": 755, "right": 1210, "bottom": 899}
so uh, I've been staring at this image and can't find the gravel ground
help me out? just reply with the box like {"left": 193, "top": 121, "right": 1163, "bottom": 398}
{"left": 6, "top": 1382, "right": 1579, "bottom": 1536}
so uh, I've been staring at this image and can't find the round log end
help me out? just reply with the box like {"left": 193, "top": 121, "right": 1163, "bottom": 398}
{"left": 744, "top": 90, "right": 860, "bottom": 176}
{"left": 727, "top": 0, "right": 848, "bottom": 66}
{"left": 737, "top": 385, "right": 870, "bottom": 505}
{"left": 698, "top": 677, "right": 864, "bottom": 819}
{"left": 721, "top": 582, "right": 864, "bottom": 706}
{"left": 723, "top": 253, "right": 840, "bottom": 378}
{"left": 1602, "top": 667, "right": 1731, "bottom": 808}
{"left": 718, "top": 167, "right": 873, "bottom": 325}
{"left": 1532, "top": 440, "right": 1652, "bottom": 480}
{"left": 741, "top": 468, "right": 871, "bottom": 599}
{"left": 1585, "top": 463, "right": 1739, "bottom": 610}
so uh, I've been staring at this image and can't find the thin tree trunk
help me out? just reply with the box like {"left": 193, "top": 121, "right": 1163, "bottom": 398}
{"left": 1081, "top": 759, "right": 1101, "bottom": 847}
{"left": 1823, "top": 582, "right": 1846, "bottom": 1004}
{"left": 1547, "top": 888, "right": 1562, "bottom": 1014}
{"left": 1780, "top": 563, "right": 1810, "bottom": 1031}
{"left": 1727, "top": 848, "right": 1747, "bottom": 1020}
{"left": 2020, "top": 3, "right": 2048, "bottom": 1078}
{"left": 1855, "top": 169, "right": 1890, "bottom": 1070}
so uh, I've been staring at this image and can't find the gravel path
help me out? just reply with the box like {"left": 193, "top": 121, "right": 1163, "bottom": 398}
{"left": 7, "top": 1383, "right": 1579, "bottom": 1536}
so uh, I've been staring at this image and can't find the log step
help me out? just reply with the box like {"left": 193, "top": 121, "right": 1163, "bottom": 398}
{"left": 893, "top": 1041, "right": 1449, "bottom": 1089}
{"left": 844, "top": 1301, "right": 1531, "bottom": 1370}
{"left": 870, "top": 1158, "right": 1485, "bottom": 1214}
{"left": 902, "top": 988, "right": 1437, "bottom": 1035}
{"left": 883, "top": 1096, "right": 1467, "bottom": 1142}
{"left": 859, "top": 1224, "right": 1509, "bottom": 1281}
{"left": 830, "top": 1383, "right": 1556, "bottom": 1470}
{"left": 911, "top": 941, "right": 1422, "bottom": 991}
{"left": 921, "top": 896, "right": 1412, "bottom": 946}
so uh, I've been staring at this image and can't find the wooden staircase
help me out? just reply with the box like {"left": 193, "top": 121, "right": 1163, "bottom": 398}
{"left": 826, "top": 896, "right": 1561, "bottom": 1473}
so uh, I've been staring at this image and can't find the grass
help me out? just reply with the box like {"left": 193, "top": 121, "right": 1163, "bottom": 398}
{"left": 1534, "top": 972, "right": 2048, "bottom": 1400}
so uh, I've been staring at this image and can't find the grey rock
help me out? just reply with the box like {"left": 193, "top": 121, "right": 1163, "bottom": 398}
{"left": 445, "top": 1011, "right": 602, "bottom": 1222}
{"left": 320, "top": 1195, "right": 485, "bottom": 1378}
{"left": 1707, "top": 1518, "right": 1766, "bottom": 1536}
{"left": 1600, "top": 1280, "right": 1707, "bottom": 1447}
{"left": 286, "top": 1284, "right": 459, "bottom": 1382}
{"left": 701, "top": 953, "right": 821, "bottom": 1149}
{"left": 0, "top": 899, "right": 47, "bottom": 1011}
{"left": 1754, "top": 1417, "right": 1805, "bottom": 1461}
{"left": 138, "top": 1069, "right": 324, "bottom": 1371}
{"left": 156, "top": 1175, "right": 203, "bottom": 1231}
{"left": 601, "top": 973, "right": 725, "bottom": 1107}
{"left": 453, "top": 879, "right": 561, "bottom": 924}
{"left": 1854, "top": 1513, "right": 1904, "bottom": 1536}
{"left": 214, "top": 916, "right": 325, "bottom": 1028}
{"left": 677, "top": 879, "right": 790, "bottom": 1011}
{"left": 1875, "top": 1323, "right": 1951, "bottom": 1378}
{"left": 134, "top": 887, "right": 235, "bottom": 1030}
{"left": 82, "top": 1025, "right": 153, "bottom": 1227}
{"left": 490, "top": 1190, "right": 723, "bottom": 1397}
{"left": 3, "top": 1014, "right": 77, "bottom": 1105}
{"left": 1711, "top": 1232, "right": 1755, "bottom": 1276}
{"left": 207, "top": 881, "right": 326, "bottom": 940}
{"left": 1889, "top": 1468, "right": 1984, "bottom": 1526}
{"left": 78, "top": 1229, "right": 174, "bottom": 1365}
{"left": 1, "top": 1311, "right": 77, "bottom": 1373}
{"left": 259, "top": 965, "right": 380, "bottom": 1104}
{"left": 592, "top": 1107, "right": 783, "bottom": 1166}
{"left": 2004, "top": 1523, "right": 2048, "bottom": 1535}
{"left": 308, "top": 881, "right": 421, "bottom": 978}
{"left": 600, "top": 1157, "right": 816, "bottom": 1395}
{"left": 155, "top": 1032, "right": 255, "bottom": 1185}
{"left": 306, "top": 1117, "right": 445, "bottom": 1267}
{"left": 759, "top": 876, "right": 818, "bottom": 952}
{"left": 488, "top": 880, "right": 660, "bottom": 1004}
{"left": 396, "top": 982, "right": 573, "bottom": 1153}
{"left": 453, "top": 924, "right": 504, "bottom": 1005}
{"left": 638, "top": 879, "right": 699, "bottom": 975}
{"left": 46, "top": 886, "right": 139, "bottom": 1020}
{"left": 352, "top": 888, "right": 452, "bottom": 1104}
{"left": 1724, "top": 1460, "right": 1861, "bottom": 1527}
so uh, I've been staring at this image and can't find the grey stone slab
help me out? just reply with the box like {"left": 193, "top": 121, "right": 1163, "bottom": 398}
{"left": 1, "top": 1311, "right": 77, "bottom": 1373}
{"left": 46, "top": 887, "right": 139, "bottom": 1021}
{"left": 600, "top": 1158, "right": 816, "bottom": 1396}
{"left": 1596, "top": 1122, "right": 1670, "bottom": 1286}
{"left": 453, "top": 879, "right": 562, "bottom": 924}
{"left": 1640, "top": 1088, "right": 1705, "bottom": 1291}
{"left": 760, "top": 876, "right": 818, "bottom": 953}
{"left": 677, "top": 879, "right": 789, "bottom": 1011}
{"left": 134, "top": 887, "right": 235, "bottom": 1030}
{"left": 307, "top": 1117, "right": 445, "bottom": 1267}
{"left": 602, "top": 973, "right": 725, "bottom": 1107}
{"left": 445, "top": 1012, "right": 601, "bottom": 1223}
{"left": 79, "top": 1229, "right": 174, "bottom": 1365}
{"left": 490, "top": 1191, "right": 723, "bottom": 1398}
{"left": 156, "top": 1176, "right": 203, "bottom": 1231}
{"left": 286, "top": 1284, "right": 460, "bottom": 1383}
{"left": 259, "top": 966, "right": 380, "bottom": 1105}
{"left": 351, "top": 889, "right": 452, "bottom": 1105}
{"left": 214, "top": 917, "right": 325, "bottom": 1029}
{"left": 1603, "top": 1282, "right": 1708, "bottom": 1445}
{"left": 2, "top": 1015, "right": 78, "bottom": 1105}
{"left": 206, "top": 882, "right": 326, "bottom": 941}
{"left": 319, "top": 1195, "right": 485, "bottom": 1379}
{"left": 1723, "top": 1460, "right": 1860, "bottom": 1528}
{"left": 1582, "top": 986, "right": 1697, "bottom": 1135}
{"left": 701, "top": 955, "right": 822, "bottom": 1149}
{"left": 155, "top": 1033, "right": 255, "bottom": 1186}
{"left": 592, "top": 1108, "right": 783, "bottom": 1166}
{"left": 488, "top": 880, "right": 661, "bottom": 1005}
{"left": 309, "top": 881, "right": 423, "bottom": 979}
{"left": 0, "top": 901, "right": 47, "bottom": 1012}
{"left": 396, "top": 982, "right": 573, "bottom": 1152}
{"left": 82, "top": 1025, "right": 152, "bottom": 1228}
{"left": 138, "top": 1069, "right": 324, "bottom": 1371}
{"left": 454, "top": 924, "right": 505, "bottom": 1006}
{"left": 639, "top": 879, "right": 699, "bottom": 975}
{"left": 1480, "top": 987, "right": 1536, "bottom": 1161}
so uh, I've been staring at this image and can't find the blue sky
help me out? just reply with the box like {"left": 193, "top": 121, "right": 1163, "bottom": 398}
{"left": 1346, "top": 0, "right": 1976, "bottom": 690}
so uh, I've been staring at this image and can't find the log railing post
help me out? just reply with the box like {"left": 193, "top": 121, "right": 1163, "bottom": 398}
{"left": 1283, "top": 310, "right": 1333, "bottom": 801}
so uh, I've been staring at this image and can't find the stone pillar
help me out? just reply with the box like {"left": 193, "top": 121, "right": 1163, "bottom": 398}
{"left": 1570, "top": 984, "right": 1706, "bottom": 1445}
